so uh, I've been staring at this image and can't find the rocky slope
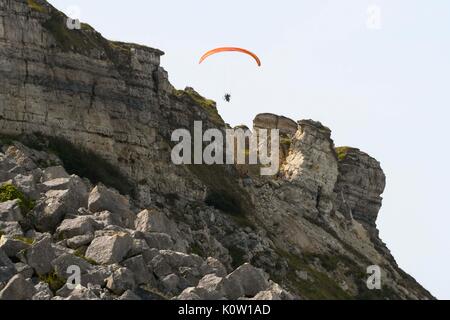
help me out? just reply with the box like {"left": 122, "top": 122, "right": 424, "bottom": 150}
{"left": 0, "top": 0, "right": 433, "bottom": 300}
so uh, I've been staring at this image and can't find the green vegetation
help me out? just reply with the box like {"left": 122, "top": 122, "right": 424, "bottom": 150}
{"left": 0, "top": 184, "right": 36, "bottom": 213}
{"left": 13, "top": 236, "right": 35, "bottom": 245}
{"left": 74, "top": 249, "right": 98, "bottom": 265}
{"left": 227, "top": 245, "right": 247, "bottom": 269}
{"left": 189, "top": 243, "right": 204, "bottom": 257}
{"left": 335, "top": 146, "right": 351, "bottom": 161}
{"left": 173, "top": 88, "right": 224, "bottom": 126}
{"left": 280, "top": 137, "right": 292, "bottom": 148}
{"left": 42, "top": 11, "right": 101, "bottom": 53}
{"left": 39, "top": 272, "right": 66, "bottom": 293}
{"left": 1, "top": 133, "right": 135, "bottom": 197}
{"left": 0, "top": 135, "right": 16, "bottom": 147}
{"left": 188, "top": 164, "right": 253, "bottom": 217}
{"left": 27, "top": 0, "right": 46, "bottom": 13}
{"left": 273, "top": 249, "right": 352, "bottom": 300}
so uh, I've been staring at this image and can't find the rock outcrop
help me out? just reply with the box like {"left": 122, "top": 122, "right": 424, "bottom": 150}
{"left": 0, "top": 0, "right": 434, "bottom": 300}
{"left": 334, "top": 147, "right": 386, "bottom": 229}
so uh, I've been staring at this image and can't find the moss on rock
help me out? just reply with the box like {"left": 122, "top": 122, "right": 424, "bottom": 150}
{"left": 335, "top": 146, "right": 351, "bottom": 161}
{"left": 0, "top": 184, "right": 35, "bottom": 213}
{"left": 27, "top": 0, "right": 46, "bottom": 13}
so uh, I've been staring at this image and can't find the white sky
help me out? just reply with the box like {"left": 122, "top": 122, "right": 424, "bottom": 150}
{"left": 47, "top": 0, "right": 450, "bottom": 299}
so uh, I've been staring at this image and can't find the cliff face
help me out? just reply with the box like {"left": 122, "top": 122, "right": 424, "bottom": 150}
{"left": 0, "top": 0, "right": 433, "bottom": 300}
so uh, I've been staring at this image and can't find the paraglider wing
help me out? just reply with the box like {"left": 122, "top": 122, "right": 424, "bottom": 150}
{"left": 199, "top": 47, "right": 261, "bottom": 66}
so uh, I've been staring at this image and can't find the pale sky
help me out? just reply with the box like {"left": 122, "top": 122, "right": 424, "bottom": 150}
{"left": 47, "top": 0, "right": 450, "bottom": 299}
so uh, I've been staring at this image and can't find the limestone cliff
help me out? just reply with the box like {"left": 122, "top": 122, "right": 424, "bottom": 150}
{"left": 0, "top": 0, "right": 433, "bottom": 300}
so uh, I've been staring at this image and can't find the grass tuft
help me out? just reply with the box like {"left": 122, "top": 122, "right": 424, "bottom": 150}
{"left": 0, "top": 184, "right": 36, "bottom": 213}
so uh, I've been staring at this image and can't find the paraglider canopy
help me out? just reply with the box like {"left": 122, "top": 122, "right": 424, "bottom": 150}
{"left": 199, "top": 47, "right": 262, "bottom": 67}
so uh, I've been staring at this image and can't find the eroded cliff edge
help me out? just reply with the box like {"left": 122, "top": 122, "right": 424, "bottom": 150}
{"left": 0, "top": 0, "right": 433, "bottom": 299}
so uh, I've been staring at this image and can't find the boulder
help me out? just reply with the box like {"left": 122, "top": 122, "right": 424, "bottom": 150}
{"left": 118, "top": 290, "right": 142, "bottom": 300}
{"left": 251, "top": 282, "right": 294, "bottom": 300}
{"left": 0, "top": 235, "right": 30, "bottom": 258}
{"left": 226, "top": 263, "right": 270, "bottom": 297}
{"left": 0, "top": 199, "right": 23, "bottom": 223}
{"left": 41, "top": 166, "right": 70, "bottom": 182}
{"left": 196, "top": 274, "right": 228, "bottom": 300}
{"left": 143, "top": 232, "right": 174, "bottom": 250}
{"left": 135, "top": 209, "right": 179, "bottom": 237}
{"left": 85, "top": 233, "right": 132, "bottom": 265}
{"left": 0, "top": 248, "right": 16, "bottom": 283}
{"left": 121, "top": 255, "right": 152, "bottom": 285}
{"left": 0, "top": 221, "right": 23, "bottom": 237}
{"left": 13, "top": 174, "right": 38, "bottom": 199}
{"left": 66, "top": 234, "right": 94, "bottom": 249}
{"left": 32, "top": 282, "right": 54, "bottom": 300}
{"left": 23, "top": 236, "right": 56, "bottom": 276}
{"left": 62, "top": 285, "right": 100, "bottom": 300}
{"left": 161, "top": 273, "right": 180, "bottom": 294}
{"left": 136, "top": 209, "right": 186, "bottom": 251}
{"left": 88, "top": 185, "right": 135, "bottom": 228}
{"left": 200, "top": 257, "right": 227, "bottom": 278}
{"left": 55, "top": 216, "right": 99, "bottom": 239}
{"left": 32, "top": 186, "right": 88, "bottom": 232}
{"left": 79, "top": 265, "right": 115, "bottom": 288}
{"left": 0, "top": 274, "right": 36, "bottom": 300}
{"left": 106, "top": 267, "right": 136, "bottom": 295}
{"left": 14, "top": 262, "right": 34, "bottom": 279}
{"left": 176, "top": 287, "right": 208, "bottom": 300}
{"left": 51, "top": 253, "right": 92, "bottom": 279}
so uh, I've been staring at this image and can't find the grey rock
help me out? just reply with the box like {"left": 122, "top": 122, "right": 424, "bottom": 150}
{"left": 41, "top": 166, "right": 70, "bottom": 182}
{"left": 122, "top": 255, "right": 152, "bottom": 285}
{"left": 14, "top": 262, "right": 34, "bottom": 279}
{"left": 128, "top": 238, "right": 150, "bottom": 257}
{"left": 88, "top": 185, "right": 135, "bottom": 228}
{"left": 32, "top": 186, "right": 87, "bottom": 232}
{"left": 32, "top": 282, "right": 54, "bottom": 300}
{"left": 144, "top": 232, "right": 174, "bottom": 250}
{"left": 64, "top": 285, "right": 100, "bottom": 300}
{"left": 81, "top": 265, "right": 114, "bottom": 287}
{"left": 13, "top": 174, "right": 38, "bottom": 199}
{"left": 0, "top": 235, "right": 30, "bottom": 258}
{"left": 51, "top": 253, "right": 92, "bottom": 279}
{"left": 135, "top": 209, "right": 186, "bottom": 251}
{"left": 0, "top": 274, "right": 36, "bottom": 300}
{"left": 106, "top": 267, "right": 136, "bottom": 295}
{"left": 66, "top": 234, "right": 94, "bottom": 249}
{"left": 176, "top": 287, "right": 208, "bottom": 300}
{"left": 55, "top": 216, "right": 99, "bottom": 239}
{"left": 0, "top": 221, "right": 23, "bottom": 237}
{"left": 0, "top": 248, "right": 16, "bottom": 283}
{"left": 200, "top": 257, "right": 227, "bottom": 278}
{"left": 117, "top": 290, "right": 142, "bottom": 300}
{"left": 251, "top": 282, "right": 294, "bottom": 300}
{"left": 23, "top": 236, "right": 56, "bottom": 276}
{"left": 226, "top": 263, "right": 269, "bottom": 297}
{"left": 334, "top": 147, "right": 386, "bottom": 229}
{"left": 161, "top": 273, "right": 180, "bottom": 294}
{"left": 0, "top": 199, "right": 23, "bottom": 223}
{"left": 85, "top": 233, "right": 132, "bottom": 265}
{"left": 196, "top": 274, "right": 227, "bottom": 300}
